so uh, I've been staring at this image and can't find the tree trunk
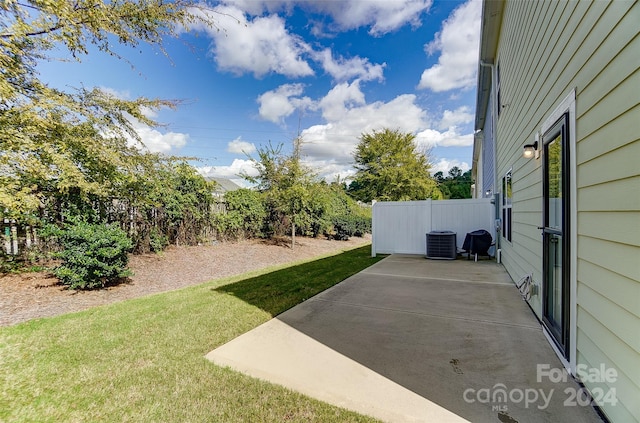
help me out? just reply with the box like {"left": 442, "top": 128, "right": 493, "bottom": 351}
{"left": 291, "top": 221, "right": 295, "bottom": 250}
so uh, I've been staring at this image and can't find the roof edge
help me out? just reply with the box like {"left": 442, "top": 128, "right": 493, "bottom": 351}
{"left": 474, "top": 0, "right": 504, "bottom": 131}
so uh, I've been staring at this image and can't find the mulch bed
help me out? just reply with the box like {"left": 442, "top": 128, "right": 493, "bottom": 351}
{"left": 0, "top": 236, "right": 371, "bottom": 327}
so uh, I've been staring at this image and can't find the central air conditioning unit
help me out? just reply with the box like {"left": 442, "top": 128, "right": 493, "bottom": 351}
{"left": 426, "top": 231, "right": 457, "bottom": 260}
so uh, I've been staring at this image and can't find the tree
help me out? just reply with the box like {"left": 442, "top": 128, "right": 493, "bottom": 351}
{"left": 0, "top": 0, "right": 217, "bottom": 218}
{"left": 435, "top": 166, "right": 472, "bottom": 199}
{"left": 349, "top": 128, "right": 442, "bottom": 202}
{"left": 433, "top": 171, "right": 446, "bottom": 184}
{"left": 243, "top": 139, "right": 316, "bottom": 249}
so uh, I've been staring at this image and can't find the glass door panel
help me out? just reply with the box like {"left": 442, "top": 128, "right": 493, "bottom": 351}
{"left": 544, "top": 232, "right": 563, "bottom": 336}
{"left": 542, "top": 114, "right": 569, "bottom": 358}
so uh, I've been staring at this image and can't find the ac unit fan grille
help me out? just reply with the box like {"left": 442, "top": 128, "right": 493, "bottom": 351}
{"left": 426, "top": 231, "right": 457, "bottom": 260}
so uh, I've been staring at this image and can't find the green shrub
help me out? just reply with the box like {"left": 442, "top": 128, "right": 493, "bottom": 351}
{"left": 49, "top": 219, "right": 133, "bottom": 289}
{"left": 149, "top": 228, "right": 169, "bottom": 253}
{"left": 0, "top": 251, "right": 20, "bottom": 273}
{"left": 332, "top": 214, "right": 371, "bottom": 240}
{"left": 212, "top": 212, "right": 242, "bottom": 240}
{"left": 214, "top": 189, "right": 266, "bottom": 240}
{"left": 318, "top": 185, "right": 372, "bottom": 240}
{"left": 0, "top": 248, "right": 50, "bottom": 274}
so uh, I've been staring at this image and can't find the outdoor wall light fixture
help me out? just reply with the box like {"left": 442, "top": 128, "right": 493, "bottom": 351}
{"left": 523, "top": 133, "right": 540, "bottom": 159}
{"left": 523, "top": 142, "right": 537, "bottom": 158}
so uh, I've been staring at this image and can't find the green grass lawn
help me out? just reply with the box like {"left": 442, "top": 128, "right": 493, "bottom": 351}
{"left": 0, "top": 245, "right": 384, "bottom": 422}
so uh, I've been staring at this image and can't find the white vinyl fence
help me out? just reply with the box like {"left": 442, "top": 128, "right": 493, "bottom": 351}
{"left": 371, "top": 198, "right": 496, "bottom": 256}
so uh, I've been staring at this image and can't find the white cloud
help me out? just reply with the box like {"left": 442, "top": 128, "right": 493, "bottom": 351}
{"left": 300, "top": 81, "right": 429, "bottom": 173}
{"left": 227, "top": 137, "right": 256, "bottom": 154}
{"left": 98, "top": 86, "right": 131, "bottom": 100}
{"left": 188, "top": 3, "right": 421, "bottom": 86}
{"left": 430, "top": 158, "right": 471, "bottom": 176}
{"left": 139, "top": 106, "right": 158, "bottom": 120}
{"left": 257, "top": 83, "right": 315, "bottom": 124}
{"left": 418, "top": 0, "right": 481, "bottom": 92}
{"left": 439, "top": 106, "right": 474, "bottom": 130}
{"left": 96, "top": 87, "right": 189, "bottom": 154}
{"left": 318, "top": 80, "right": 366, "bottom": 121}
{"left": 190, "top": 5, "right": 313, "bottom": 78}
{"left": 242, "top": 81, "right": 472, "bottom": 182}
{"left": 129, "top": 121, "right": 190, "bottom": 154}
{"left": 310, "top": 0, "right": 433, "bottom": 36}
{"left": 313, "top": 48, "right": 385, "bottom": 82}
{"left": 415, "top": 126, "right": 473, "bottom": 149}
{"left": 308, "top": 19, "right": 336, "bottom": 39}
{"left": 301, "top": 158, "right": 357, "bottom": 182}
{"left": 217, "top": 0, "right": 297, "bottom": 16}
{"left": 198, "top": 158, "right": 259, "bottom": 179}
{"left": 221, "top": 0, "right": 432, "bottom": 35}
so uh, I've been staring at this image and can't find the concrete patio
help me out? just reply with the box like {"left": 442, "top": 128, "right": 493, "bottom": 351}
{"left": 206, "top": 254, "right": 603, "bottom": 423}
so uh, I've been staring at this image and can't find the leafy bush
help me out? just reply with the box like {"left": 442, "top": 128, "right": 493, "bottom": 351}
{"left": 145, "top": 162, "right": 216, "bottom": 248}
{"left": 149, "top": 228, "right": 168, "bottom": 253}
{"left": 0, "top": 248, "right": 50, "bottom": 274}
{"left": 0, "top": 251, "right": 20, "bottom": 274}
{"left": 332, "top": 214, "right": 371, "bottom": 240}
{"left": 317, "top": 184, "right": 372, "bottom": 240}
{"left": 49, "top": 219, "right": 133, "bottom": 289}
{"left": 214, "top": 189, "right": 266, "bottom": 240}
{"left": 212, "top": 212, "right": 243, "bottom": 240}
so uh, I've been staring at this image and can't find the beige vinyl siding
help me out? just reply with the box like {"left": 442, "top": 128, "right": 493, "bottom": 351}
{"left": 578, "top": 236, "right": 639, "bottom": 290}
{"left": 578, "top": 104, "right": 639, "bottom": 166}
{"left": 576, "top": 319, "right": 639, "bottom": 423}
{"left": 578, "top": 177, "right": 640, "bottom": 213}
{"left": 579, "top": 211, "right": 640, "bottom": 247}
{"left": 495, "top": 0, "right": 580, "bottom": 298}
{"left": 578, "top": 71, "right": 639, "bottom": 142}
{"left": 578, "top": 129, "right": 639, "bottom": 188}
{"left": 579, "top": 281, "right": 639, "bottom": 353}
{"left": 493, "top": 1, "right": 639, "bottom": 422}
{"left": 579, "top": 260, "right": 639, "bottom": 320}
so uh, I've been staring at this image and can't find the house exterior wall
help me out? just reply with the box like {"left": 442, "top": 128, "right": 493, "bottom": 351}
{"left": 481, "top": 93, "right": 495, "bottom": 198}
{"left": 472, "top": 132, "right": 483, "bottom": 199}
{"left": 472, "top": 72, "right": 496, "bottom": 200}
{"left": 483, "top": 1, "right": 639, "bottom": 422}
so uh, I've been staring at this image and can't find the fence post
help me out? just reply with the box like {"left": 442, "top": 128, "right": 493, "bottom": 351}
{"left": 25, "top": 225, "right": 31, "bottom": 248}
{"left": 3, "top": 219, "right": 9, "bottom": 254}
{"left": 11, "top": 221, "right": 18, "bottom": 255}
{"left": 371, "top": 200, "right": 377, "bottom": 257}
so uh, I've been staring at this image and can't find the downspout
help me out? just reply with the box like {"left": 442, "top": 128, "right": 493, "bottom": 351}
{"left": 479, "top": 59, "right": 500, "bottom": 259}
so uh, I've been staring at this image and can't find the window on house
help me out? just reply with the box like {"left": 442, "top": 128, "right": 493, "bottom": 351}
{"left": 502, "top": 169, "right": 512, "bottom": 242}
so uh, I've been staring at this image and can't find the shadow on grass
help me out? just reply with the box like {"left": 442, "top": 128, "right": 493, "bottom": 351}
{"left": 213, "top": 245, "right": 383, "bottom": 317}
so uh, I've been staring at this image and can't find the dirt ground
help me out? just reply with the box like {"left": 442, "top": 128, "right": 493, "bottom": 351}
{"left": 0, "top": 235, "right": 371, "bottom": 327}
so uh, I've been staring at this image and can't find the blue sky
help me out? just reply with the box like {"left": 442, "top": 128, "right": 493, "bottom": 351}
{"left": 38, "top": 0, "right": 482, "bottom": 184}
